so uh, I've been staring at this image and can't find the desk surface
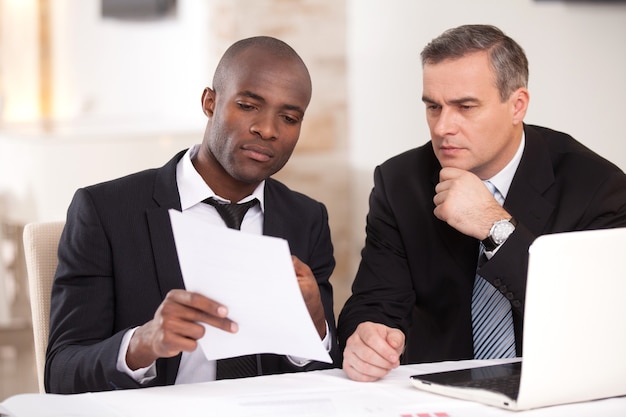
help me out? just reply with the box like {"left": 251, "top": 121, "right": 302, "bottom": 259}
{"left": 1, "top": 359, "right": 625, "bottom": 417}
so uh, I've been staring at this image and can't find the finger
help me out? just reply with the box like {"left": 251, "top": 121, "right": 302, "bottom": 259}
{"left": 439, "top": 166, "right": 462, "bottom": 182}
{"left": 166, "top": 289, "right": 229, "bottom": 318}
{"left": 433, "top": 188, "right": 447, "bottom": 207}
{"left": 343, "top": 357, "right": 387, "bottom": 382}
{"left": 342, "top": 341, "right": 395, "bottom": 382}
{"left": 354, "top": 325, "right": 401, "bottom": 367}
{"left": 154, "top": 326, "right": 202, "bottom": 356}
{"left": 292, "top": 255, "right": 303, "bottom": 269}
{"left": 162, "top": 290, "right": 237, "bottom": 333}
{"left": 386, "top": 329, "right": 406, "bottom": 354}
{"left": 292, "top": 255, "right": 314, "bottom": 279}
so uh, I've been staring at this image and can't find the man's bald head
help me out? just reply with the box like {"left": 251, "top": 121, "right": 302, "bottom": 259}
{"left": 212, "top": 36, "right": 311, "bottom": 95}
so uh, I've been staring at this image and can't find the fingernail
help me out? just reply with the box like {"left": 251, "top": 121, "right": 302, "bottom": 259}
{"left": 217, "top": 306, "right": 228, "bottom": 316}
{"left": 230, "top": 322, "right": 238, "bottom": 333}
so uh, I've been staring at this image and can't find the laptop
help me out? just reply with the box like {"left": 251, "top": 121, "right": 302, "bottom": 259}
{"left": 410, "top": 227, "right": 626, "bottom": 411}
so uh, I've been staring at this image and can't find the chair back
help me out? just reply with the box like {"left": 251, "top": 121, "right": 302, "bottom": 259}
{"left": 23, "top": 221, "right": 65, "bottom": 393}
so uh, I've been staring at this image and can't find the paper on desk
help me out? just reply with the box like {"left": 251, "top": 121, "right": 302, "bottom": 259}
{"left": 169, "top": 209, "right": 331, "bottom": 363}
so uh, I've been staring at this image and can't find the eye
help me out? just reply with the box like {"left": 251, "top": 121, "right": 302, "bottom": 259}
{"left": 237, "top": 102, "right": 256, "bottom": 111}
{"left": 281, "top": 115, "right": 299, "bottom": 125}
{"left": 458, "top": 103, "right": 477, "bottom": 111}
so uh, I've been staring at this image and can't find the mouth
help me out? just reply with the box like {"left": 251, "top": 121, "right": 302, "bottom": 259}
{"left": 241, "top": 143, "right": 274, "bottom": 162}
{"left": 438, "top": 142, "right": 464, "bottom": 155}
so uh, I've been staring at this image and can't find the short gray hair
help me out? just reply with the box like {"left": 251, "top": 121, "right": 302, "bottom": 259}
{"left": 421, "top": 25, "right": 528, "bottom": 101}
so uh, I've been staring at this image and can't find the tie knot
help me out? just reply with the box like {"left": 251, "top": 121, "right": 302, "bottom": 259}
{"left": 203, "top": 197, "right": 259, "bottom": 230}
{"left": 485, "top": 181, "right": 504, "bottom": 206}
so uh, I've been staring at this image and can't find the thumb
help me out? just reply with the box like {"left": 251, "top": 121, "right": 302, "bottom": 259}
{"left": 387, "top": 329, "right": 405, "bottom": 352}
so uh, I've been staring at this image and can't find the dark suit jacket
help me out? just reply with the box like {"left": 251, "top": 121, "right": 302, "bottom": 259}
{"left": 337, "top": 124, "right": 626, "bottom": 364}
{"left": 46, "top": 150, "right": 339, "bottom": 394}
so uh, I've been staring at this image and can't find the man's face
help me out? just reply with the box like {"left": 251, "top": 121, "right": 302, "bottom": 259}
{"left": 422, "top": 51, "right": 526, "bottom": 180}
{"left": 203, "top": 50, "right": 311, "bottom": 185}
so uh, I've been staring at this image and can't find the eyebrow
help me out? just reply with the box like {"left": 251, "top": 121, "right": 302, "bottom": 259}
{"left": 239, "top": 90, "right": 305, "bottom": 115}
{"left": 422, "top": 95, "right": 480, "bottom": 105}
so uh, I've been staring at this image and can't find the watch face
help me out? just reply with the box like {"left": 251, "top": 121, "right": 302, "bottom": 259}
{"left": 492, "top": 220, "right": 516, "bottom": 244}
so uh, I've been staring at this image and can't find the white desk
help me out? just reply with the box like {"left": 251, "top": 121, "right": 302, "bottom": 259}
{"left": 1, "top": 359, "right": 625, "bottom": 417}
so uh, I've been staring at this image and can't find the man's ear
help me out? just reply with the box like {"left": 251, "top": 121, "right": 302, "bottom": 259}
{"left": 511, "top": 87, "right": 529, "bottom": 126}
{"left": 201, "top": 87, "right": 216, "bottom": 117}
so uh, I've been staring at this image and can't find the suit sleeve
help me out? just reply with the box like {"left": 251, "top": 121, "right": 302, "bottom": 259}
{"left": 291, "top": 201, "right": 340, "bottom": 371}
{"left": 258, "top": 196, "right": 340, "bottom": 374}
{"left": 46, "top": 188, "right": 143, "bottom": 393}
{"left": 337, "top": 166, "right": 416, "bottom": 353}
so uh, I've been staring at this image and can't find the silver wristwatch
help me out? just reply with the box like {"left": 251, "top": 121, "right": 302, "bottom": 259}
{"left": 482, "top": 217, "right": 517, "bottom": 251}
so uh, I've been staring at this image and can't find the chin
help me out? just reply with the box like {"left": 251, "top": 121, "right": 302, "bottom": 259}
{"left": 232, "top": 170, "right": 271, "bottom": 185}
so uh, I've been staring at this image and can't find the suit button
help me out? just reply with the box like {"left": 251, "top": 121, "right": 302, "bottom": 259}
{"left": 512, "top": 300, "right": 521, "bottom": 308}
{"left": 505, "top": 292, "right": 514, "bottom": 300}
{"left": 494, "top": 279, "right": 502, "bottom": 286}
{"left": 499, "top": 285, "right": 508, "bottom": 293}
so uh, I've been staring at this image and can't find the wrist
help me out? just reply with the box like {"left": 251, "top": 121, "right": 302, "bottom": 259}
{"left": 482, "top": 217, "right": 517, "bottom": 251}
{"left": 126, "top": 328, "right": 158, "bottom": 370}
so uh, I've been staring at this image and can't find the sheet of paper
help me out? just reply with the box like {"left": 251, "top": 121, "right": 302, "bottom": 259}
{"left": 168, "top": 209, "right": 331, "bottom": 363}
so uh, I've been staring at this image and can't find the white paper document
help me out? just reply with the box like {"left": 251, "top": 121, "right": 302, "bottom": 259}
{"left": 168, "top": 209, "right": 331, "bottom": 363}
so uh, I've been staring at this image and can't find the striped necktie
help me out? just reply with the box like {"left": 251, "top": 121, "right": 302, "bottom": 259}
{"left": 203, "top": 197, "right": 261, "bottom": 379}
{"left": 471, "top": 182, "right": 516, "bottom": 359}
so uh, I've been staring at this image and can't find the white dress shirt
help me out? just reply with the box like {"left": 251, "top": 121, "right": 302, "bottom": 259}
{"left": 482, "top": 134, "right": 525, "bottom": 258}
{"left": 117, "top": 145, "right": 330, "bottom": 384}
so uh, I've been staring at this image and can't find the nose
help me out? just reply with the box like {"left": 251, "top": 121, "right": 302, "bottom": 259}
{"left": 431, "top": 107, "right": 458, "bottom": 138}
{"left": 250, "top": 113, "right": 278, "bottom": 140}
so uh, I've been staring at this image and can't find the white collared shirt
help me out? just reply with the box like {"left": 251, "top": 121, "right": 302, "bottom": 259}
{"left": 483, "top": 133, "right": 525, "bottom": 204}
{"left": 117, "top": 145, "right": 330, "bottom": 384}
{"left": 481, "top": 134, "right": 525, "bottom": 257}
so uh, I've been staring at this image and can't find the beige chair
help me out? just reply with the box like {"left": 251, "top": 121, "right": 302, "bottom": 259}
{"left": 23, "top": 221, "right": 65, "bottom": 393}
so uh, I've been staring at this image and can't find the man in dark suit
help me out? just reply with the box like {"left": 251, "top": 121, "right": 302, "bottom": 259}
{"left": 46, "top": 36, "right": 339, "bottom": 394}
{"left": 337, "top": 24, "right": 626, "bottom": 382}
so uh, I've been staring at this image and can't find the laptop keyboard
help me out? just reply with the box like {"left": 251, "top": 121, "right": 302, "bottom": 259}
{"left": 454, "top": 374, "right": 520, "bottom": 399}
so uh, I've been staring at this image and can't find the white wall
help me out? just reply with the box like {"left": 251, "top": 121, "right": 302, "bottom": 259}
{"left": 347, "top": 0, "right": 626, "bottom": 172}
{"left": 0, "top": 129, "right": 197, "bottom": 223}
{"left": 0, "top": 0, "right": 214, "bottom": 223}
{"left": 0, "top": 0, "right": 214, "bottom": 129}
{"left": 0, "top": 0, "right": 40, "bottom": 121}
{"left": 49, "top": 0, "right": 212, "bottom": 130}
{"left": 3, "top": 0, "right": 626, "bottom": 224}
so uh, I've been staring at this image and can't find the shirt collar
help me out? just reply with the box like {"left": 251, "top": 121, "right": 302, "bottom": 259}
{"left": 176, "top": 145, "right": 265, "bottom": 211}
{"left": 484, "top": 132, "right": 525, "bottom": 201}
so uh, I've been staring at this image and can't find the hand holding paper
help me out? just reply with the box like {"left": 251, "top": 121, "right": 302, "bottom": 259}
{"left": 168, "top": 209, "right": 332, "bottom": 364}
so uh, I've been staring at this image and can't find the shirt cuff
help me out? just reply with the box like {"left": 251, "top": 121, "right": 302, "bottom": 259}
{"left": 116, "top": 327, "right": 157, "bottom": 384}
{"left": 286, "top": 321, "right": 331, "bottom": 367}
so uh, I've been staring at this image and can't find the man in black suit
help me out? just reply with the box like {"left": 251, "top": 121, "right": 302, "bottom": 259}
{"left": 46, "top": 36, "right": 339, "bottom": 393}
{"left": 338, "top": 24, "right": 626, "bottom": 382}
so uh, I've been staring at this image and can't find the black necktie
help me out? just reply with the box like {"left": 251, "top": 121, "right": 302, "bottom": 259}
{"left": 203, "top": 196, "right": 261, "bottom": 380}
{"left": 203, "top": 197, "right": 259, "bottom": 230}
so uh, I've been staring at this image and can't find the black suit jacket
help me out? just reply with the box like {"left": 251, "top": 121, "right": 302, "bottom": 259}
{"left": 46, "top": 150, "right": 339, "bottom": 393}
{"left": 337, "top": 124, "right": 626, "bottom": 364}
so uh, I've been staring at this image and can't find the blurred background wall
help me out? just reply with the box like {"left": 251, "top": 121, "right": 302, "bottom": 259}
{"left": 0, "top": 0, "right": 625, "bottom": 399}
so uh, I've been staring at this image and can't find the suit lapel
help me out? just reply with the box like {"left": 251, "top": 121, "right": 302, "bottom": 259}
{"left": 145, "top": 150, "right": 187, "bottom": 385}
{"left": 146, "top": 150, "right": 186, "bottom": 298}
{"left": 262, "top": 179, "right": 287, "bottom": 239}
{"left": 146, "top": 208, "right": 185, "bottom": 296}
{"left": 147, "top": 206, "right": 184, "bottom": 385}
{"left": 504, "top": 126, "right": 555, "bottom": 235}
